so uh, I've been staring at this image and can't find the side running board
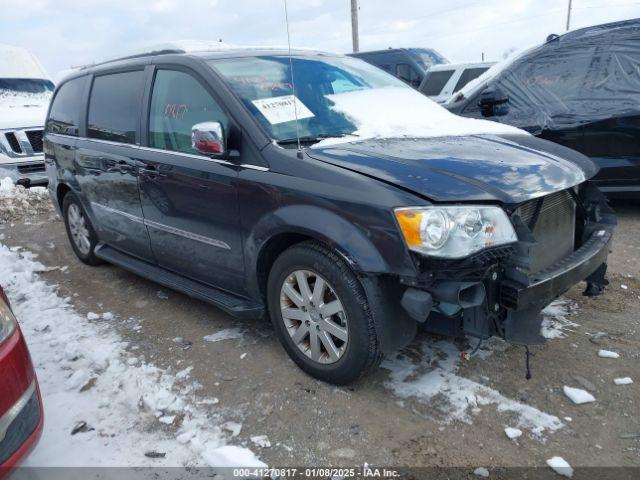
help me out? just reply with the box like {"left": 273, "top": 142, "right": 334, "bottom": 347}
{"left": 94, "top": 244, "right": 264, "bottom": 319}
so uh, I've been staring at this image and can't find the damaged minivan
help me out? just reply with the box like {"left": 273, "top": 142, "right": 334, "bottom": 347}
{"left": 45, "top": 45, "right": 615, "bottom": 384}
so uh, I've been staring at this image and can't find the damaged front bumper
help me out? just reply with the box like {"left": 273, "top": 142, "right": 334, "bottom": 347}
{"left": 399, "top": 182, "right": 617, "bottom": 346}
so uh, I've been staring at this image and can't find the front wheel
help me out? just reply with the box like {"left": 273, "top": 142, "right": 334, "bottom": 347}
{"left": 267, "top": 241, "right": 382, "bottom": 384}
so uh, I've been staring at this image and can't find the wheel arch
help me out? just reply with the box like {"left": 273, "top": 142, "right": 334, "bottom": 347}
{"left": 247, "top": 205, "right": 394, "bottom": 301}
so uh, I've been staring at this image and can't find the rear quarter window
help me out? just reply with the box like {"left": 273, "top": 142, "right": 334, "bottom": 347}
{"left": 87, "top": 71, "right": 144, "bottom": 144}
{"left": 47, "top": 77, "right": 85, "bottom": 136}
{"left": 420, "top": 70, "right": 454, "bottom": 96}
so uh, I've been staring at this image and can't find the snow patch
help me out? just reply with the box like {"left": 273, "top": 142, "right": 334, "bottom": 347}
{"left": 250, "top": 435, "right": 271, "bottom": 448}
{"left": 598, "top": 350, "right": 619, "bottom": 359}
{"left": 614, "top": 377, "right": 633, "bottom": 385}
{"left": 203, "top": 328, "right": 244, "bottom": 343}
{"left": 546, "top": 456, "right": 573, "bottom": 478}
{"left": 563, "top": 386, "right": 595, "bottom": 405}
{"left": 504, "top": 427, "right": 522, "bottom": 440}
{"left": 382, "top": 338, "right": 563, "bottom": 436}
{"left": 473, "top": 467, "right": 490, "bottom": 477}
{"left": 315, "top": 86, "right": 525, "bottom": 147}
{"left": 541, "top": 299, "right": 578, "bottom": 339}
{"left": 0, "top": 244, "right": 262, "bottom": 468}
{"left": 0, "top": 178, "right": 52, "bottom": 222}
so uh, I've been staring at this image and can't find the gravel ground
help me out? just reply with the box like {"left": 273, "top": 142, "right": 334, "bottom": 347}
{"left": 1, "top": 198, "right": 639, "bottom": 475}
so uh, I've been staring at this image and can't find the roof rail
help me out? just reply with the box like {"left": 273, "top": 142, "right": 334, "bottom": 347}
{"left": 77, "top": 48, "right": 184, "bottom": 70}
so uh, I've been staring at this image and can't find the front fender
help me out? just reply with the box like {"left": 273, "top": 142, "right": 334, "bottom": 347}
{"left": 245, "top": 204, "right": 414, "bottom": 299}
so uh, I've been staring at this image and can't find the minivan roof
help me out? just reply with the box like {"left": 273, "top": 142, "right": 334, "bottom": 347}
{"left": 76, "top": 41, "right": 334, "bottom": 71}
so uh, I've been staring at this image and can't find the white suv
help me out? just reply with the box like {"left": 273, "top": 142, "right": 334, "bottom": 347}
{"left": 419, "top": 62, "right": 495, "bottom": 104}
{"left": 0, "top": 44, "right": 53, "bottom": 186}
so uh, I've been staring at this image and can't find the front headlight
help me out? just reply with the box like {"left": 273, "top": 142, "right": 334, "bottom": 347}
{"left": 0, "top": 297, "right": 17, "bottom": 345}
{"left": 394, "top": 205, "right": 517, "bottom": 258}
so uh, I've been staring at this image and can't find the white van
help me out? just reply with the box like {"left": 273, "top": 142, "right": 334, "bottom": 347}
{"left": 0, "top": 45, "right": 53, "bottom": 186}
{"left": 419, "top": 62, "right": 495, "bottom": 104}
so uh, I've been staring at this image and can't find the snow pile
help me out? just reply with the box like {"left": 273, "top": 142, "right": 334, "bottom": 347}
{"left": 0, "top": 243, "right": 263, "bottom": 468}
{"left": 598, "top": 349, "right": 620, "bottom": 359}
{"left": 0, "top": 177, "right": 53, "bottom": 222}
{"left": 563, "top": 386, "right": 595, "bottom": 405}
{"left": 541, "top": 299, "right": 578, "bottom": 339}
{"left": 614, "top": 377, "right": 633, "bottom": 385}
{"left": 316, "top": 86, "right": 525, "bottom": 146}
{"left": 546, "top": 456, "right": 573, "bottom": 478}
{"left": 203, "top": 328, "right": 244, "bottom": 343}
{"left": 382, "top": 339, "right": 564, "bottom": 436}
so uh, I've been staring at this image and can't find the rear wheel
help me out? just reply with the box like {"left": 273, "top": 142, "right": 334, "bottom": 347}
{"left": 62, "top": 192, "right": 102, "bottom": 266}
{"left": 267, "top": 241, "right": 382, "bottom": 384}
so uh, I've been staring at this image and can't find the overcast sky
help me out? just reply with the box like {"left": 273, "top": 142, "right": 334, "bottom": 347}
{"left": 3, "top": 0, "right": 639, "bottom": 78}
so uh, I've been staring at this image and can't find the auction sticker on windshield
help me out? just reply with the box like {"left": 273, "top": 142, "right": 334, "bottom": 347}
{"left": 251, "top": 95, "right": 314, "bottom": 124}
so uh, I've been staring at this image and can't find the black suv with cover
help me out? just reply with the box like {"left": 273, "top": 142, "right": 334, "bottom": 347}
{"left": 45, "top": 46, "right": 615, "bottom": 384}
{"left": 446, "top": 19, "right": 640, "bottom": 198}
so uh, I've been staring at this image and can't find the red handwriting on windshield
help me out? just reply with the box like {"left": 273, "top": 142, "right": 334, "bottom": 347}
{"left": 164, "top": 104, "right": 188, "bottom": 120}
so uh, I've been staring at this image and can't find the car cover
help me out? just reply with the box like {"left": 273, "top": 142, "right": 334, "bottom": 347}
{"left": 466, "top": 19, "right": 640, "bottom": 135}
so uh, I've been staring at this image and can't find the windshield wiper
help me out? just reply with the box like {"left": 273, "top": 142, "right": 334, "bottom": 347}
{"left": 277, "top": 133, "right": 358, "bottom": 146}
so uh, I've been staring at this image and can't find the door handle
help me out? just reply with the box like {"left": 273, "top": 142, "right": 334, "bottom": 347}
{"left": 106, "top": 161, "right": 134, "bottom": 174}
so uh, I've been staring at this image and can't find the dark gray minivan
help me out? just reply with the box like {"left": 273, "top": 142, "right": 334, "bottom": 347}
{"left": 44, "top": 46, "right": 615, "bottom": 384}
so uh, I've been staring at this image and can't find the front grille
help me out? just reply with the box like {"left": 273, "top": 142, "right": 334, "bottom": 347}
{"left": 514, "top": 190, "right": 576, "bottom": 274}
{"left": 17, "top": 163, "right": 46, "bottom": 174}
{"left": 4, "top": 132, "right": 22, "bottom": 153}
{"left": 26, "top": 130, "right": 44, "bottom": 153}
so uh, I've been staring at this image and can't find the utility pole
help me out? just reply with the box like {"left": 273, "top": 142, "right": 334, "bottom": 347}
{"left": 351, "top": 0, "right": 360, "bottom": 53}
{"left": 566, "top": 0, "right": 573, "bottom": 31}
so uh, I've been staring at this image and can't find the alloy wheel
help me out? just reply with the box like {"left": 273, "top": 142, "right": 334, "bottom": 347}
{"left": 68, "top": 203, "right": 91, "bottom": 255}
{"left": 279, "top": 270, "right": 349, "bottom": 364}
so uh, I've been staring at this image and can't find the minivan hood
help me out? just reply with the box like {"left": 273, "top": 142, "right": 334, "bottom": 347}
{"left": 307, "top": 134, "right": 597, "bottom": 204}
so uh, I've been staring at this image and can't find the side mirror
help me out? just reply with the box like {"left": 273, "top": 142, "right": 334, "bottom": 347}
{"left": 478, "top": 88, "right": 510, "bottom": 117}
{"left": 192, "top": 122, "right": 225, "bottom": 156}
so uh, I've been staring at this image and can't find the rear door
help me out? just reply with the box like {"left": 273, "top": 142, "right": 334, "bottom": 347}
{"left": 136, "top": 67, "right": 245, "bottom": 293}
{"left": 75, "top": 69, "right": 154, "bottom": 261}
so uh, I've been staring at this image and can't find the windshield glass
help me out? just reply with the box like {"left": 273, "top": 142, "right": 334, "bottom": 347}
{"left": 210, "top": 55, "right": 407, "bottom": 143}
{"left": 410, "top": 49, "right": 447, "bottom": 67}
{"left": 210, "top": 54, "right": 524, "bottom": 146}
{"left": 0, "top": 78, "right": 54, "bottom": 95}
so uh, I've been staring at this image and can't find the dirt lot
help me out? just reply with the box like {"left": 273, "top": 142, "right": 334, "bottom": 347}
{"left": 2, "top": 199, "right": 639, "bottom": 473}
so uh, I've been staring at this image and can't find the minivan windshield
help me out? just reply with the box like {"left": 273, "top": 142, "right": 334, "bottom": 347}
{"left": 210, "top": 55, "right": 408, "bottom": 144}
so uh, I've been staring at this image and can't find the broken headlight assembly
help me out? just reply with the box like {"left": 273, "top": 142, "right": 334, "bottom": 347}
{"left": 394, "top": 205, "right": 517, "bottom": 258}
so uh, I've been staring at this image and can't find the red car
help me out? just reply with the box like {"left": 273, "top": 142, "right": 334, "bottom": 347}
{"left": 0, "top": 285, "right": 43, "bottom": 477}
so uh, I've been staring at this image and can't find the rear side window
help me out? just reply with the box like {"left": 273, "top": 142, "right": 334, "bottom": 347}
{"left": 88, "top": 71, "right": 144, "bottom": 144}
{"left": 420, "top": 70, "right": 455, "bottom": 96}
{"left": 47, "top": 77, "right": 85, "bottom": 136}
{"left": 453, "top": 67, "right": 490, "bottom": 93}
{"left": 148, "top": 69, "right": 228, "bottom": 155}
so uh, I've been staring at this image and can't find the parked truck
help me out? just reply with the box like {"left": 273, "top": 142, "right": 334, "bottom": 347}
{"left": 0, "top": 44, "right": 53, "bottom": 187}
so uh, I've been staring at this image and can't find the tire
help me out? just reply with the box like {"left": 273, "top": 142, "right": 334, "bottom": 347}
{"left": 267, "top": 241, "right": 382, "bottom": 384}
{"left": 62, "top": 191, "right": 103, "bottom": 266}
